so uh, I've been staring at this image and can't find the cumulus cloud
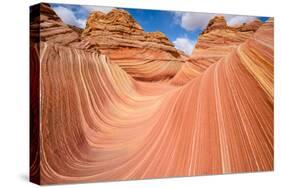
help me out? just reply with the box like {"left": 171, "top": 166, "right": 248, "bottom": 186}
{"left": 175, "top": 12, "right": 258, "bottom": 31}
{"left": 52, "top": 5, "right": 114, "bottom": 28}
{"left": 173, "top": 37, "right": 196, "bottom": 55}
{"left": 53, "top": 6, "right": 86, "bottom": 28}
{"left": 81, "top": 5, "right": 114, "bottom": 14}
{"left": 175, "top": 12, "right": 215, "bottom": 31}
{"left": 226, "top": 16, "right": 257, "bottom": 26}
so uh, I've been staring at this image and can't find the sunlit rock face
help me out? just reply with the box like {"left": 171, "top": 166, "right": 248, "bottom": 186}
{"left": 30, "top": 3, "right": 80, "bottom": 45}
{"left": 80, "top": 9, "right": 187, "bottom": 81}
{"left": 170, "top": 16, "right": 264, "bottom": 85}
{"left": 191, "top": 16, "right": 262, "bottom": 68}
{"left": 30, "top": 4, "right": 274, "bottom": 185}
{"left": 201, "top": 16, "right": 228, "bottom": 34}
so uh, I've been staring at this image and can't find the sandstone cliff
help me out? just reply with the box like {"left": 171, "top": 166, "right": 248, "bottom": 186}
{"left": 30, "top": 4, "right": 186, "bottom": 81}
{"left": 170, "top": 16, "right": 263, "bottom": 85}
{"left": 80, "top": 9, "right": 186, "bottom": 81}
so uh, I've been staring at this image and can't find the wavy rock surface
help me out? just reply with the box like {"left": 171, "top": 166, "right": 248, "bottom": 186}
{"left": 31, "top": 19, "right": 273, "bottom": 184}
{"left": 80, "top": 9, "right": 185, "bottom": 81}
{"left": 170, "top": 16, "right": 263, "bottom": 85}
{"left": 191, "top": 16, "right": 262, "bottom": 68}
{"left": 31, "top": 4, "right": 185, "bottom": 81}
{"left": 30, "top": 4, "right": 274, "bottom": 184}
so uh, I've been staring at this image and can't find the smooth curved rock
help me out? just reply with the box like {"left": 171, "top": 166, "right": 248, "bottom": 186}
{"left": 193, "top": 18, "right": 260, "bottom": 64}
{"left": 30, "top": 4, "right": 274, "bottom": 184}
{"left": 32, "top": 19, "right": 273, "bottom": 184}
{"left": 172, "top": 16, "right": 264, "bottom": 85}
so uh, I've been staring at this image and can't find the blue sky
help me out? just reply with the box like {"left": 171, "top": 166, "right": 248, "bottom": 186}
{"left": 50, "top": 3, "right": 269, "bottom": 55}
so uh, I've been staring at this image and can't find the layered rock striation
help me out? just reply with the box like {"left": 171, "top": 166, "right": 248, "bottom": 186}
{"left": 80, "top": 9, "right": 186, "bottom": 81}
{"left": 170, "top": 16, "right": 263, "bottom": 85}
{"left": 30, "top": 4, "right": 274, "bottom": 184}
{"left": 30, "top": 3, "right": 80, "bottom": 45}
{"left": 36, "top": 19, "right": 273, "bottom": 184}
{"left": 191, "top": 16, "right": 262, "bottom": 68}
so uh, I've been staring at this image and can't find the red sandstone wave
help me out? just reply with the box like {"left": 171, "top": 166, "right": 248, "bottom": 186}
{"left": 30, "top": 4, "right": 274, "bottom": 185}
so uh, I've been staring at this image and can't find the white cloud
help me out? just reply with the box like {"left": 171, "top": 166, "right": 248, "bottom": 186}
{"left": 53, "top": 6, "right": 86, "bottom": 28}
{"left": 176, "top": 12, "right": 215, "bottom": 31}
{"left": 52, "top": 5, "right": 115, "bottom": 28}
{"left": 175, "top": 12, "right": 258, "bottom": 31}
{"left": 226, "top": 16, "right": 257, "bottom": 26}
{"left": 173, "top": 37, "right": 196, "bottom": 55}
{"left": 81, "top": 5, "right": 114, "bottom": 13}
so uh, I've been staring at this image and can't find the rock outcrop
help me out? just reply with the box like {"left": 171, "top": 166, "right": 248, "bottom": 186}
{"left": 170, "top": 16, "right": 263, "bottom": 85}
{"left": 201, "top": 16, "right": 228, "bottom": 34}
{"left": 30, "top": 4, "right": 186, "bottom": 81}
{"left": 192, "top": 16, "right": 262, "bottom": 66}
{"left": 80, "top": 9, "right": 186, "bottom": 81}
{"left": 234, "top": 19, "right": 263, "bottom": 32}
{"left": 82, "top": 9, "right": 177, "bottom": 52}
{"left": 30, "top": 3, "right": 80, "bottom": 45}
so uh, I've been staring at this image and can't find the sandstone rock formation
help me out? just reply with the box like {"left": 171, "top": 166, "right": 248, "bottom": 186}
{"left": 201, "top": 16, "right": 228, "bottom": 34}
{"left": 30, "top": 4, "right": 274, "bottom": 184}
{"left": 80, "top": 9, "right": 186, "bottom": 81}
{"left": 30, "top": 3, "right": 80, "bottom": 45}
{"left": 192, "top": 16, "right": 262, "bottom": 67}
{"left": 170, "top": 16, "right": 263, "bottom": 85}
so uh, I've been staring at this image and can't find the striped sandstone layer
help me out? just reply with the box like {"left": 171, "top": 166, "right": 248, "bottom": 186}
{"left": 80, "top": 9, "right": 186, "bottom": 81}
{"left": 30, "top": 3, "right": 80, "bottom": 45}
{"left": 192, "top": 16, "right": 262, "bottom": 70}
{"left": 30, "top": 4, "right": 274, "bottom": 185}
{"left": 170, "top": 16, "right": 263, "bottom": 85}
{"left": 31, "top": 20, "right": 273, "bottom": 184}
